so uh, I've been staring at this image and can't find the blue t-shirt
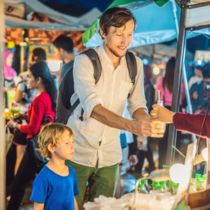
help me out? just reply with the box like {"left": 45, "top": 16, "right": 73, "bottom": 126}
{"left": 30, "top": 165, "right": 79, "bottom": 210}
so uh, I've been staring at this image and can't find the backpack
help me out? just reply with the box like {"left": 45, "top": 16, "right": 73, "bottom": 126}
{"left": 60, "top": 48, "right": 137, "bottom": 120}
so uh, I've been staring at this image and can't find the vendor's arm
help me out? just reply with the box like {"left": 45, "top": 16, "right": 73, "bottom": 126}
{"left": 173, "top": 113, "right": 210, "bottom": 138}
{"left": 151, "top": 104, "right": 210, "bottom": 138}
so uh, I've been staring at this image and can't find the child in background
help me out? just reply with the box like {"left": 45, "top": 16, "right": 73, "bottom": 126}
{"left": 30, "top": 123, "right": 79, "bottom": 210}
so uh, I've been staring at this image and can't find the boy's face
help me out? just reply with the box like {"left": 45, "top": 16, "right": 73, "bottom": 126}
{"left": 102, "top": 19, "right": 134, "bottom": 58}
{"left": 53, "top": 130, "right": 74, "bottom": 161}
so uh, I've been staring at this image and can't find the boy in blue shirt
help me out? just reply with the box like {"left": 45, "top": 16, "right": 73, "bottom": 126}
{"left": 30, "top": 123, "right": 79, "bottom": 210}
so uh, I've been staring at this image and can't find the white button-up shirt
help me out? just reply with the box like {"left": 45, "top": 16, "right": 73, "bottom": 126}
{"left": 67, "top": 46, "right": 147, "bottom": 168}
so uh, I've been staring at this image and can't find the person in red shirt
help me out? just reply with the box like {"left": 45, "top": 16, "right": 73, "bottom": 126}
{"left": 151, "top": 104, "right": 210, "bottom": 139}
{"left": 6, "top": 61, "right": 57, "bottom": 210}
{"left": 9, "top": 48, "right": 49, "bottom": 178}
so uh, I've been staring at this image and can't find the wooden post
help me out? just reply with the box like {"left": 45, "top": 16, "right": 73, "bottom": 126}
{"left": 20, "top": 31, "right": 25, "bottom": 73}
{"left": 0, "top": 0, "right": 6, "bottom": 209}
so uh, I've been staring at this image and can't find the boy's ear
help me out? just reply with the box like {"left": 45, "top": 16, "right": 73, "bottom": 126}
{"left": 47, "top": 143, "right": 55, "bottom": 153}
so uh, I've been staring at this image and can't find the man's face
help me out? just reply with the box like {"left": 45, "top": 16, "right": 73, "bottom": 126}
{"left": 56, "top": 48, "right": 64, "bottom": 61}
{"left": 102, "top": 20, "right": 134, "bottom": 58}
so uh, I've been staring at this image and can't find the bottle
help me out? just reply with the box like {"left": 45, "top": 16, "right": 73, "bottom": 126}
{"left": 151, "top": 181, "right": 159, "bottom": 194}
{"left": 137, "top": 183, "right": 148, "bottom": 194}
{"left": 168, "top": 181, "right": 179, "bottom": 195}
{"left": 151, "top": 90, "right": 165, "bottom": 138}
{"left": 159, "top": 181, "right": 168, "bottom": 193}
{"left": 195, "top": 173, "right": 207, "bottom": 191}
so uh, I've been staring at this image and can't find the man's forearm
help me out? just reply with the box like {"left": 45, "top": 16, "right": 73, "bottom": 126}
{"left": 91, "top": 104, "right": 131, "bottom": 131}
{"left": 133, "top": 107, "right": 150, "bottom": 121}
{"left": 91, "top": 105, "right": 151, "bottom": 137}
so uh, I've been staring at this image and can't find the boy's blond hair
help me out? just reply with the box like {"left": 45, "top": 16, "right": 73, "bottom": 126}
{"left": 38, "top": 123, "right": 73, "bottom": 158}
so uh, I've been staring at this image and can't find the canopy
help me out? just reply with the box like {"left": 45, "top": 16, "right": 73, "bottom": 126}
{"left": 5, "top": 0, "right": 104, "bottom": 30}
{"left": 85, "top": 0, "right": 210, "bottom": 48}
{"left": 85, "top": 1, "right": 179, "bottom": 48}
{"left": 5, "top": 0, "right": 210, "bottom": 48}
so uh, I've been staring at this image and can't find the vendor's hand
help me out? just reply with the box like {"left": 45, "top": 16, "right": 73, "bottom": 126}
{"left": 150, "top": 104, "right": 175, "bottom": 124}
{"left": 129, "top": 155, "right": 138, "bottom": 166}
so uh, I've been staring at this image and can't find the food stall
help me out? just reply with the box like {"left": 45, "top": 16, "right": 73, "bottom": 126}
{"left": 83, "top": 0, "right": 210, "bottom": 209}
{"left": 83, "top": 140, "right": 210, "bottom": 210}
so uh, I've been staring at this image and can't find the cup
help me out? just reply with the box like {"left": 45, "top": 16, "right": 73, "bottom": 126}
{"left": 151, "top": 120, "right": 165, "bottom": 138}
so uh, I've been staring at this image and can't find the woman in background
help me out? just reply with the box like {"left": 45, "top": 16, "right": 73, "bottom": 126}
{"left": 155, "top": 57, "right": 185, "bottom": 168}
{"left": 6, "top": 61, "right": 57, "bottom": 210}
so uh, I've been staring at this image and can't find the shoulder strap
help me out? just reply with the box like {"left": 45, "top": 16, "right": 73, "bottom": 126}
{"left": 82, "top": 48, "right": 102, "bottom": 84}
{"left": 70, "top": 49, "right": 102, "bottom": 119}
{"left": 82, "top": 49, "right": 136, "bottom": 84}
{"left": 125, "top": 51, "right": 137, "bottom": 84}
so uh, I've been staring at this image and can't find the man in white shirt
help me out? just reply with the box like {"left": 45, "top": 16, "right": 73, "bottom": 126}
{"left": 67, "top": 7, "right": 151, "bottom": 209}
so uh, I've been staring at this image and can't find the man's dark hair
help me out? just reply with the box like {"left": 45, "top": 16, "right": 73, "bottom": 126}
{"left": 53, "top": 35, "right": 74, "bottom": 53}
{"left": 99, "top": 7, "right": 136, "bottom": 37}
{"left": 32, "top": 47, "right": 47, "bottom": 62}
{"left": 163, "top": 57, "right": 176, "bottom": 93}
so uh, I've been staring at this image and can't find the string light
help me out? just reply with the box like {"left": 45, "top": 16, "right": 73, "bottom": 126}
{"left": 152, "top": 65, "right": 160, "bottom": 75}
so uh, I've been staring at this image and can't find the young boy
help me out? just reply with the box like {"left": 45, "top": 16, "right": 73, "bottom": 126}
{"left": 30, "top": 123, "right": 79, "bottom": 210}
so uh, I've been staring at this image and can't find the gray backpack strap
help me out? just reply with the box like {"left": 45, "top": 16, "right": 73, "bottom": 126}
{"left": 126, "top": 51, "right": 137, "bottom": 84}
{"left": 82, "top": 48, "right": 102, "bottom": 84}
{"left": 75, "top": 49, "right": 102, "bottom": 121}
{"left": 69, "top": 98, "right": 80, "bottom": 116}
